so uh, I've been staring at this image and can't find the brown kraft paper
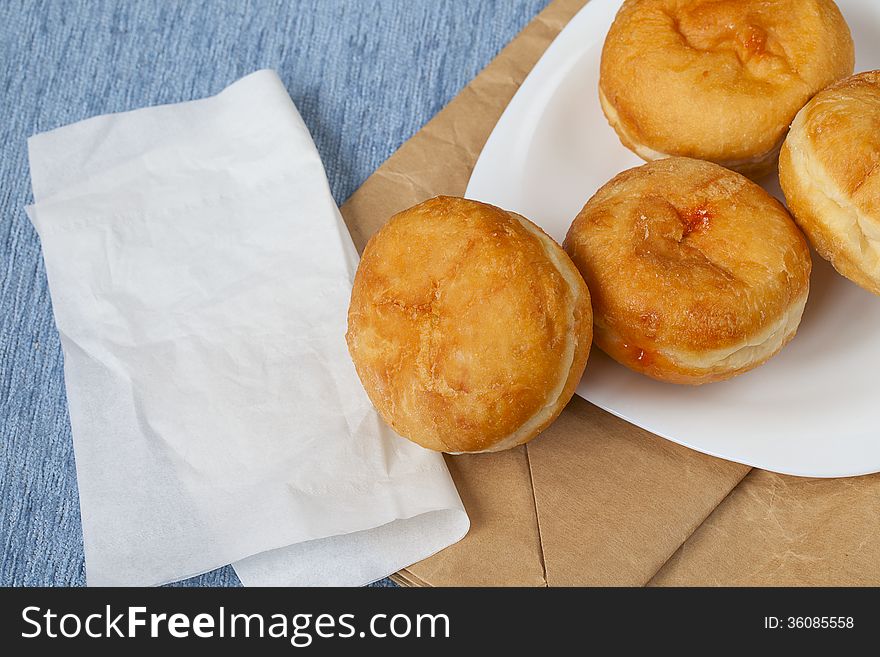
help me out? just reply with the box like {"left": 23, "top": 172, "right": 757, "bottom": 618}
{"left": 340, "top": 0, "right": 880, "bottom": 586}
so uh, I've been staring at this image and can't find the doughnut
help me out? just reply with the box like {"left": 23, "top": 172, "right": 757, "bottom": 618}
{"left": 346, "top": 196, "right": 593, "bottom": 453}
{"left": 779, "top": 71, "right": 880, "bottom": 296}
{"left": 563, "top": 158, "right": 811, "bottom": 384}
{"left": 599, "top": 0, "right": 854, "bottom": 178}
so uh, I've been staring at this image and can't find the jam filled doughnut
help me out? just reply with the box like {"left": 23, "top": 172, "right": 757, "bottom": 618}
{"left": 347, "top": 196, "right": 592, "bottom": 453}
{"left": 564, "top": 158, "right": 811, "bottom": 384}
{"left": 780, "top": 71, "right": 880, "bottom": 296}
{"left": 599, "top": 0, "right": 854, "bottom": 178}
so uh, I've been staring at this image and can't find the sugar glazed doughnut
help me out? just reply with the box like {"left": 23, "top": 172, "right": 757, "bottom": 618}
{"left": 599, "top": 0, "right": 854, "bottom": 178}
{"left": 564, "top": 158, "right": 811, "bottom": 384}
{"left": 346, "top": 197, "right": 593, "bottom": 453}
{"left": 780, "top": 71, "right": 880, "bottom": 296}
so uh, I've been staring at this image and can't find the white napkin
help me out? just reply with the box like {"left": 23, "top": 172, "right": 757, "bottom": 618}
{"left": 26, "top": 70, "right": 468, "bottom": 587}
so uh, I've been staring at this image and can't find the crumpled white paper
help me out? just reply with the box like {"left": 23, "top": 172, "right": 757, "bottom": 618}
{"left": 26, "top": 70, "right": 468, "bottom": 587}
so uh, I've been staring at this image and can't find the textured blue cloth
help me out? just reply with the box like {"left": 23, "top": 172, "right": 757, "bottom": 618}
{"left": 0, "top": 0, "right": 549, "bottom": 586}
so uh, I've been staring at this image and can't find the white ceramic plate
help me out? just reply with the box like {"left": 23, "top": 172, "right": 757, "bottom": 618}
{"left": 466, "top": 0, "right": 880, "bottom": 477}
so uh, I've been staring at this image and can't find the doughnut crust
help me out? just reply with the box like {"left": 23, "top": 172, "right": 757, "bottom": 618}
{"left": 600, "top": 0, "right": 854, "bottom": 178}
{"left": 564, "top": 158, "right": 811, "bottom": 384}
{"left": 779, "top": 71, "right": 880, "bottom": 296}
{"left": 346, "top": 196, "right": 592, "bottom": 453}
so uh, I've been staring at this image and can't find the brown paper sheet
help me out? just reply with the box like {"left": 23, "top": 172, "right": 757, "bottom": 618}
{"left": 649, "top": 470, "right": 880, "bottom": 586}
{"left": 342, "top": 0, "right": 880, "bottom": 586}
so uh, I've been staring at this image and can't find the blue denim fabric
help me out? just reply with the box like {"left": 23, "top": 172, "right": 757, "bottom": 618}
{"left": 0, "top": 0, "right": 550, "bottom": 586}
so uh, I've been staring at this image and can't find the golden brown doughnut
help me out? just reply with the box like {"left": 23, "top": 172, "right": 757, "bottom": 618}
{"left": 779, "top": 71, "right": 880, "bottom": 296}
{"left": 563, "top": 158, "right": 811, "bottom": 384}
{"left": 599, "top": 0, "right": 854, "bottom": 178}
{"left": 346, "top": 196, "right": 592, "bottom": 453}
